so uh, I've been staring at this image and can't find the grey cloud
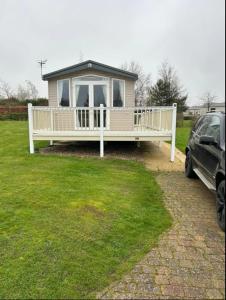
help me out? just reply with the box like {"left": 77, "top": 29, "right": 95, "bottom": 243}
{"left": 0, "top": 0, "right": 224, "bottom": 105}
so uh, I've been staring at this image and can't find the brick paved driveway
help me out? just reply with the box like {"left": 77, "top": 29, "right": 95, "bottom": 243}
{"left": 97, "top": 173, "right": 225, "bottom": 299}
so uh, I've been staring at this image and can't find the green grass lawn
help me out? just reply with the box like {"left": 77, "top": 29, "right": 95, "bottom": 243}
{"left": 176, "top": 120, "right": 193, "bottom": 153}
{"left": 0, "top": 121, "right": 172, "bottom": 299}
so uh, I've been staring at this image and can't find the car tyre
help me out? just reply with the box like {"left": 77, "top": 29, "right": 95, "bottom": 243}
{"left": 185, "top": 150, "right": 196, "bottom": 178}
{"left": 216, "top": 180, "right": 225, "bottom": 232}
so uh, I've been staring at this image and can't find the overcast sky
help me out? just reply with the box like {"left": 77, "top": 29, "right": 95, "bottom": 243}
{"left": 0, "top": 0, "right": 225, "bottom": 105}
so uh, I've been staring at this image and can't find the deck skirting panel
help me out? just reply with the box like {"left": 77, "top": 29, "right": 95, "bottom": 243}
{"left": 33, "top": 130, "right": 172, "bottom": 142}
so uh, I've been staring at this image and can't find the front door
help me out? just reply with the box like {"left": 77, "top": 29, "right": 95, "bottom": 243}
{"left": 74, "top": 77, "right": 109, "bottom": 129}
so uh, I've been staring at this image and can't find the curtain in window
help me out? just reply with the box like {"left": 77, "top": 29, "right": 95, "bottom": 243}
{"left": 76, "top": 85, "right": 89, "bottom": 107}
{"left": 113, "top": 80, "right": 124, "bottom": 107}
{"left": 94, "top": 85, "right": 106, "bottom": 107}
{"left": 59, "top": 80, "right": 70, "bottom": 106}
{"left": 75, "top": 85, "right": 89, "bottom": 128}
{"left": 102, "top": 86, "right": 107, "bottom": 105}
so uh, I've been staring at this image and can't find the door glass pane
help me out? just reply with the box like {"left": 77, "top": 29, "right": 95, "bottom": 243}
{"left": 94, "top": 85, "right": 106, "bottom": 127}
{"left": 206, "top": 116, "right": 221, "bottom": 142}
{"left": 76, "top": 85, "right": 89, "bottom": 107}
{"left": 197, "top": 116, "right": 211, "bottom": 136}
{"left": 94, "top": 85, "right": 106, "bottom": 107}
{"left": 75, "top": 85, "right": 89, "bottom": 128}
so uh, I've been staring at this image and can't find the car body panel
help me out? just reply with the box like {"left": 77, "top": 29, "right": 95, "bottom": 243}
{"left": 186, "top": 112, "right": 225, "bottom": 191}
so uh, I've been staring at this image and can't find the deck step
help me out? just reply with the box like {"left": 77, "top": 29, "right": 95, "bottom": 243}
{"left": 193, "top": 168, "right": 215, "bottom": 191}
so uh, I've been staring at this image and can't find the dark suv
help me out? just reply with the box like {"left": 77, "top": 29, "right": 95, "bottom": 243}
{"left": 185, "top": 112, "right": 225, "bottom": 231}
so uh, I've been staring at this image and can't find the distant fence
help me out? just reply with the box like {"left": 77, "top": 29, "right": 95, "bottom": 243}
{"left": 0, "top": 106, "right": 28, "bottom": 120}
{"left": 0, "top": 106, "right": 27, "bottom": 115}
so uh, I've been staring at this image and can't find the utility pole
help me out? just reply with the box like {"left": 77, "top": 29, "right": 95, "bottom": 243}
{"left": 38, "top": 59, "right": 47, "bottom": 78}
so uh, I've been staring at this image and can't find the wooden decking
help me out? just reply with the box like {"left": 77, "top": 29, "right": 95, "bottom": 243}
{"left": 33, "top": 129, "right": 172, "bottom": 141}
{"left": 28, "top": 104, "right": 177, "bottom": 160}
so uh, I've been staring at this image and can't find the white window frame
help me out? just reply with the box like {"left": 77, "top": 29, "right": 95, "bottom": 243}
{"left": 57, "top": 78, "right": 71, "bottom": 107}
{"left": 112, "top": 78, "right": 125, "bottom": 107}
{"left": 73, "top": 74, "right": 109, "bottom": 82}
{"left": 72, "top": 75, "right": 110, "bottom": 130}
{"left": 72, "top": 75, "right": 110, "bottom": 107}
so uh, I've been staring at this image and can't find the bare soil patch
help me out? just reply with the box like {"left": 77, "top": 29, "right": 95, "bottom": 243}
{"left": 40, "top": 141, "right": 184, "bottom": 172}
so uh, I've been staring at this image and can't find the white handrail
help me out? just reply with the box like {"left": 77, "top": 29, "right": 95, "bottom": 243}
{"left": 28, "top": 103, "right": 177, "bottom": 159}
{"left": 32, "top": 106, "right": 174, "bottom": 111}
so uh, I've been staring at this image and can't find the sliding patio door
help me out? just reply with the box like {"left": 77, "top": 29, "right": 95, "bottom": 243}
{"left": 74, "top": 77, "right": 109, "bottom": 129}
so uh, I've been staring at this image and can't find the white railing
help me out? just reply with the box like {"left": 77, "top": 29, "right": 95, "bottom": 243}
{"left": 28, "top": 103, "right": 177, "bottom": 160}
{"left": 30, "top": 105, "right": 175, "bottom": 132}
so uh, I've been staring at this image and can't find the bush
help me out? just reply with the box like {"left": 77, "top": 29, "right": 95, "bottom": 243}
{"left": 21, "top": 98, "right": 48, "bottom": 106}
{"left": 0, "top": 98, "right": 48, "bottom": 106}
{"left": 183, "top": 115, "right": 198, "bottom": 121}
{"left": 0, "top": 112, "right": 28, "bottom": 121}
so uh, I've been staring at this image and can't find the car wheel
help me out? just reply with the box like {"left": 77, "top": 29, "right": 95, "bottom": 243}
{"left": 216, "top": 180, "right": 225, "bottom": 232}
{"left": 185, "top": 151, "right": 196, "bottom": 178}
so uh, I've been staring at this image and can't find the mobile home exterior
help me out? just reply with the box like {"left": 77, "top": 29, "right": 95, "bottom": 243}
{"left": 28, "top": 60, "right": 177, "bottom": 160}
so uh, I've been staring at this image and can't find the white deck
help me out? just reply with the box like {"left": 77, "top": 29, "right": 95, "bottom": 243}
{"left": 28, "top": 104, "right": 177, "bottom": 160}
{"left": 33, "top": 129, "right": 172, "bottom": 141}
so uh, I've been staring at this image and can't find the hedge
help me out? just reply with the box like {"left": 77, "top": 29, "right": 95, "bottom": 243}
{"left": 0, "top": 112, "right": 28, "bottom": 121}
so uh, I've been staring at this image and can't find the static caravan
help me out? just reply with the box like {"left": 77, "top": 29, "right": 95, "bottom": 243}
{"left": 28, "top": 60, "right": 177, "bottom": 160}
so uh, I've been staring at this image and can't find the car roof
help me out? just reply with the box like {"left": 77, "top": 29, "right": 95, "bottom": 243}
{"left": 205, "top": 112, "right": 225, "bottom": 118}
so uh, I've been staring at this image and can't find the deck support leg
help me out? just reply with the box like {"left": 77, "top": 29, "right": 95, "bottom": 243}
{"left": 100, "top": 104, "right": 104, "bottom": 158}
{"left": 28, "top": 103, "right": 34, "bottom": 154}
{"left": 50, "top": 140, "right": 53, "bottom": 146}
{"left": 137, "top": 141, "right": 141, "bottom": 148}
{"left": 170, "top": 103, "right": 177, "bottom": 162}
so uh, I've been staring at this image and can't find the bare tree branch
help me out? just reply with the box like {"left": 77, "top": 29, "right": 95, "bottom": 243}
{"left": 121, "top": 61, "right": 151, "bottom": 106}
{"left": 201, "top": 91, "right": 217, "bottom": 112}
{"left": 0, "top": 79, "right": 14, "bottom": 99}
{"left": 17, "top": 81, "right": 39, "bottom": 101}
{"left": 148, "top": 61, "right": 188, "bottom": 112}
{"left": 26, "top": 80, "right": 39, "bottom": 99}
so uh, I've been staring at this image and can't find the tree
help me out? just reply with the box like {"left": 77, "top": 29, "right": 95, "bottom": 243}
{"left": 0, "top": 79, "right": 14, "bottom": 99}
{"left": 201, "top": 91, "right": 217, "bottom": 112}
{"left": 17, "top": 84, "right": 30, "bottom": 101}
{"left": 26, "top": 80, "right": 38, "bottom": 99}
{"left": 121, "top": 61, "right": 151, "bottom": 106}
{"left": 17, "top": 81, "right": 39, "bottom": 101}
{"left": 148, "top": 62, "right": 188, "bottom": 112}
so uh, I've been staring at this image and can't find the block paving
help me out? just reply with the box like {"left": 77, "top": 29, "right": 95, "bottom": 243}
{"left": 97, "top": 172, "right": 225, "bottom": 299}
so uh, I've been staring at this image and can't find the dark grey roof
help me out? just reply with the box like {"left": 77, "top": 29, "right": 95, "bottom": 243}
{"left": 43, "top": 60, "right": 138, "bottom": 80}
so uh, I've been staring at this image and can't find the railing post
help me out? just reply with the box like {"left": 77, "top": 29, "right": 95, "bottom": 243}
{"left": 170, "top": 103, "right": 177, "bottom": 162}
{"left": 50, "top": 108, "right": 53, "bottom": 146}
{"left": 28, "top": 103, "right": 34, "bottom": 154}
{"left": 159, "top": 109, "right": 162, "bottom": 131}
{"left": 100, "top": 104, "right": 104, "bottom": 158}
